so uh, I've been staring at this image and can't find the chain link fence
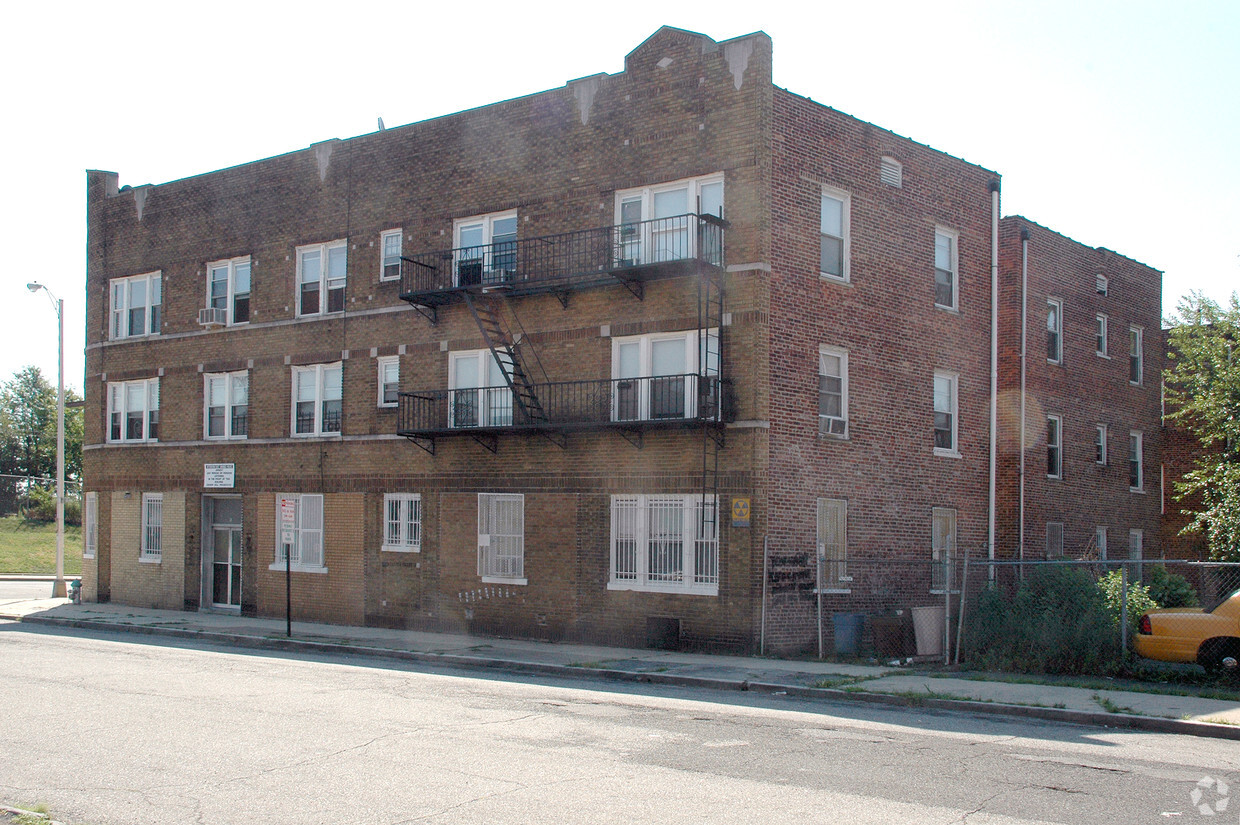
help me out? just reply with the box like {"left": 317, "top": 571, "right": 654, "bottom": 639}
{"left": 0, "top": 473, "right": 83, "bottom": 524}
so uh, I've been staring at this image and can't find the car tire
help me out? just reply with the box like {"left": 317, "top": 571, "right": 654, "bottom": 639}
{"left": 1198, "top": 638, "right": 1240, "bottom": 677}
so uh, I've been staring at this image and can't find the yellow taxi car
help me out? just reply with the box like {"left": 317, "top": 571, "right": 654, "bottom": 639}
{"left": 1136, "top": 589, "right": 1240, "bottom": 674}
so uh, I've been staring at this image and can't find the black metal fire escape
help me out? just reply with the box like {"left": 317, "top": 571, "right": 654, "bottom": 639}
{"left": 696, "top": 214, "right": 726, "bottom": 547}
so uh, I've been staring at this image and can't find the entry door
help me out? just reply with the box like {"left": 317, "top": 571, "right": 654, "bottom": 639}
{"left": 205, "top": 497, "right": 242, "bottom": 609}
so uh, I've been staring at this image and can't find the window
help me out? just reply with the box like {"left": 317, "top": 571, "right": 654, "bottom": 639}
{"left": 818, "top": 347, "right": 848, "bottom": 437}
{"left": 296, "top": 240, "right": 347, "bottom": 317}
{"left": 204, "top": 372, "right": 248, "bottom": 439}
{"left": 819, "top": 188, "right": 850, "bottom": 281}
{"left": 1095, "top": 313, "right": 1108, "bottom": 357}
{"left": 615, "top": 174, "right": 724, "bottom": 267}
{"left": 931, "top": 507, "right": 957, "bottom": 592}
{"left": 377, "top": 356, "right": 399, "bottom": 407}
{"left": 1128, "top": 529, "right": 1144, "bottom": 580}
{"left": 934, "top": 228, "right": 958, "bottom": 309}
{"left": 109, "top": 272, "right": 162, "bottom": 339}
{"left": 454, "top": 212, "right": 517, "bottom": 287}
{"left": 380, "top": 229, "right": 402, "bottom": 281}
{"left": 206, "top": 257, "right": 251, "bottom": 325}
{"left": 1095, "top": 424, "right": 1108, "bottom": 465}
{"left": 1096, "top": 274, "right": 1108, "bottom": 296}
{"left": 1047, "top": 414, "right": 1062, "bottom": 479}
{"left": 816, "top": 498, "right": 848, "bottom": 591}
{"left": 880, "top": 156, "right": 903, "bottom": 188}
{"left": 1129, "top": 326, "right": 1143, "bottom": 385}
{"left": 274, "top": 493, "right": 324, "bottom": 570}
{"left": 610, "top": 494, "right": 718, "bottom": 594}
{"left": 382, "top": 493, "right": 421, "bottom": 552}
{"left": 141, "top": 493, "right": 162, "bottom": 562}
{"left": 83, "top": 492, "right": 97, "bottom": 559}
{"left": 1129, "top": 431, "right": 1143, "bottom": 491}
{"left": 292, "top": 363, "right": 342, "bottom": 436}
{"left": 449, "top": 350, "right": 511, "bottom": 428}
{"left": 933, "top": 371, "right": 958, "bottom": 455}
{"left": 478, "top": 493, "right": 524, "bottom": 583}
{"left": 1095, "top": 526, "right": 1108, "bottom": 560}
{"left": 107, "top": 378, "right": 159, "bottom": 443}
{"left": 1047, "top": 298, "right": 1063, "bottom": 363}
{"left": 612, "top": 330, "right": 717, "bottom": 423}
{"left": 1046, "top": 523, "right": 1064, "bottom": 559}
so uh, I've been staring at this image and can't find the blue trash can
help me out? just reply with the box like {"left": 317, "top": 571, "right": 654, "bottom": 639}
{"left": 832, "top": 612, "right": 865, "bottom": 656}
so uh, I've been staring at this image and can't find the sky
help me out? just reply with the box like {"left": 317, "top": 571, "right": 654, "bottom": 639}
{"left": 1, "top": 0, "right": 1236, "bottom": 395}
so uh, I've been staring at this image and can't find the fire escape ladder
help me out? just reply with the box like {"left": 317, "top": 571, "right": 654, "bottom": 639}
{"left": 697, "top": 255, "right": 725, "bottom": 548}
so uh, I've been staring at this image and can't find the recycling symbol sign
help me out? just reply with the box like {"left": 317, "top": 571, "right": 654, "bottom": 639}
{"left": 1190, "top": 776, "right": 1230, "bottom": 816}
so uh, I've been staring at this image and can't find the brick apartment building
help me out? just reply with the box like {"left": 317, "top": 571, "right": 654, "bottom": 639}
{"left": 80, "top": 26, "right": 1165, "bottom": 654}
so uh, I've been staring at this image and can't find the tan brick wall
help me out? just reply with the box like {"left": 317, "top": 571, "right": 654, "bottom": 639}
{"left": 108, "top": 491, "right": 185, "bottom": 609}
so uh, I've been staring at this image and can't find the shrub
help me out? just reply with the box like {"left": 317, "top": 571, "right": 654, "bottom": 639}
{"left": 1097, "top": 570, "right": 1159, "bottom": 640}
{"left": 20, "top": 486, "right": 82, "bottom": 526}
{"left": 1144, "top": 565, "right": 1199, "bottom": 608}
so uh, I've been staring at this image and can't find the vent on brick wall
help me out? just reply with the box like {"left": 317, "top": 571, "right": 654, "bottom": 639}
{"left": 199, "top": 307, "right": 227, "bottom": 327}
{"left": 1096, "top": 274, "right": 1108, "bottom": 296}
{"left": 880, "top": 156, "right": 902, "bottom": 188}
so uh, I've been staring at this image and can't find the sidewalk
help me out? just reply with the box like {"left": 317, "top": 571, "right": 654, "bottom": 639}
{"left": 3, "top": 596, "right": 1238, "bottom": 739}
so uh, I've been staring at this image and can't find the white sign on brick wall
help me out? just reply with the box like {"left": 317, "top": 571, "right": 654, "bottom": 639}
{"left": 204, "top": 463, "right": 235, "bottom": 489}
{"left": 279, "top": 497, "right": 297, "bottom": 545}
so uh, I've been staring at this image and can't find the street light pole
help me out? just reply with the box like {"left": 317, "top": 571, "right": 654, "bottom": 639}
{"left": 28, "top": 282, "right": 67, "bottom": 599}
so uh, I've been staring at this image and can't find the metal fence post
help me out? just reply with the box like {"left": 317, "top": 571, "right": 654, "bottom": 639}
{"left": 1120, "top": 564, "right": 1128, "bottom": 654}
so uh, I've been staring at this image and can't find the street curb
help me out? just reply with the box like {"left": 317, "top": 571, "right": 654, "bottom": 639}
{"left": 0, "top": 576, "right": 79, "bottom": 582}
{"left": 7, "top": 612, "right": 1240, "bottom": 742}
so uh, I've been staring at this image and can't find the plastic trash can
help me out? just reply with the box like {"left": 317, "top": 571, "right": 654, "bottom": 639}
{"left": 912, "top": 605, "right": 945, "bottom": 657}
{"left": 832, "top": 612, "right": 865, "bottom": 656}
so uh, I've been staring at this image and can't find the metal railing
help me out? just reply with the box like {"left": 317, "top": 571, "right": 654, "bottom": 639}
{"left": 398, "top": 374, "right": 728, "bottom": 435}
{"left": 399, "top": 213, "right": 725, "bottom": 300}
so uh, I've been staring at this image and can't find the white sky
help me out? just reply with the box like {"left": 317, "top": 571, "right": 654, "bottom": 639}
{"left": 2, "top": 0, "right": 1236, "bottom": 395}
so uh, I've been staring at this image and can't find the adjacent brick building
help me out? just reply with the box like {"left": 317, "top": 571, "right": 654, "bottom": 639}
{"left": 81, "top": 26, "right": 1167, "bottom": 654}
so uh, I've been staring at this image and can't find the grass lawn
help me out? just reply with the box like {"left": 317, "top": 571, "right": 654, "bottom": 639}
{"left": 0, "top": 515, "right": 82, "bottom": 575}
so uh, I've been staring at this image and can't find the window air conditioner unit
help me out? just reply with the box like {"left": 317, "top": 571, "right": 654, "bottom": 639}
{"left": 198, "top": 307, "right": 228, "bottom": 327}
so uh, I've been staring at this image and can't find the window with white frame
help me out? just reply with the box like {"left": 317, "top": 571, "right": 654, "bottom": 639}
{"left": 296, "top": 240, "right": 347, "bottom": 317}
{"left": 612, "top": 330, "right": 716, "bottom": 423}
{"left": 819, "top": 188, "right": 850, "bottom": 281}
{"left": 141, "top": 493, "right": 162, "bottom": 562}
{"left": 1128, "top": 528, "right": 1144, "bottom": 580}
{"left": 377, "top": 356, "right": 399, "bottom": 408}
{"left": 449, "top": 349, "right": 511, "bottom": 428}
{"left": 1096, "top": 274, "right": 1108, "bottom": 296}
{"left": 206, "top": 257, "right": 251, "bottom": 325}
{"left": 83, "top": 492, "right": 97, "bottom": 559}
{"left": 933, "top": 371, "right": 958, "bottom": 455}
{"left": 931, "top": 507, "right": 957, "bottom": 592}
{"left": 110, "top": 272, "right": 162, "bottom": 339}
{"left": 292, "top": 363, "right": 342, "bottom": 436}
{"left": 1095, "top": 313, "right": 1108, "bottom": 357}
{"left": 204, "top": 371, "right": 248, "bottom": 439}
{"left": 1047, "top": 414, "right": 1062, "bottom": 479}
{"left": 615, "top": 174, "right": 724, "bottom": 267}
{"left": 1129, "top": 431, "right": 1143, "bottom": 491}
{"left": 379, "top": 229, "right": 402, "bottom": 282}
{"left": 107, "top": 378, "right": 159, "bottom": 443}
{"left": 818, "top": 347, "right": 848, "bottom": 437}
{"left": 1129, "top": 325, "right": 1143, "bottom": 385}
{"left": 1046, "top": 522, "right": 1064, "bottom": 559}
{"left": 1047, "top": 298, "right": 1063, "bottom": 363}
{"left": 934, "top": 228, "right": 958, "bottom": 309}
{"left": 382, "top": 493, "right": 421, "bottom": 552}
{"left": 610, "top": 494, "right": 718, "bottom": 594}
{"left": 1095, "top": 424, "right": 1108, "bottom": 465}
{"left": 454, "top": 212, "right": 517, "bottom": 286}
{"left": 1095, "top": 526, "right": 1108, "bottom": 560}
{"left": 816, "top": 498, "right": 848, "bottom": 591}
{"left": 274, "top": 493, "right": 325, "bottom": 570}
{"left": 478, "top": 493, "right": 524, "bottom": 583}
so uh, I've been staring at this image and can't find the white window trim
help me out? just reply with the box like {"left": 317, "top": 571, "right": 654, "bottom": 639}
{"left": 1047, "top": 414, "right": 1063, "bottom": 480}
{"left": 613, "top": 174, "right": 725, "bottom": 268}
{"left": 614, "top": 173, "right": 725, "bottom": 222}
{"left": 1129, "top": 325, "right": 1144, "bottom": 386}
{"left": 1128, "top": 529, "right": 1144, "bottom": 576}
{"left": 934, "top": 227, "right": 959, "bottom": 311}
{"left": 1095, "top": 313, "right": 1109, "bottom": 358}
{"left": 109, "top": 271, "right": 162, "bottom": 340}
{"left": 610, "top": 329, "right": 715, "bottom": 423}
{"left": 819, "top": 186, "right": 851, "bottom": 283}
{"left": 452, "top": 211, "right": 518, "bottom": 287}
{"left": 379, "top": 229, "right": 403, "bottom": 282}
{"left": 205, "top": 256, "right": 251, "bottom": 326}
{"left": 1047, "top": 297, "right": 1063, "bottom": 364}
{"left": 1095, "top": 423, "right": 1108, "bottom": 466}
{"left": 203, "top": 371, "right": 248, "bottom": 440}
{"left": 448, "top": 349, "right": 512, "bottom": 429}
{"left": 382, "top": 493, "right": 421, "bottom": 553}
{"left": 1095, "top": 526, "right": 1108, "bottom": 561}
{"left": 291, "top": 363, "right": 343, "bottom": 437}
{"left": 815, "top": 497, "right": 850, "bottom": 594}
{"left": 377, "top": 356, "right": 399, "bottom": 408}
{"left": 930, "top": 506, "right": 958, "bottom": 594}
{"left": 270, "top": 493, "right": 327, "bottom": 573}
{"left": 83, "top": 491, "right": 98, "bottom": 559}
{"left": 295, "top": 239, "right": 347, "bottom": 318}
{"left": 933, "top": 371, "right": 960, "bottom": 457}
{"left": 107, "top": 378, "right": 160, "bottom": 444}
{"left": 1129, "top": 430, "right": 1144, "bottom": 492}
{"left": 818, "top": 345, "right": 849, "bottom": 438}
{"left": 608, "top": 494, "right": 719, "bottom": 596}
{"left": 478, "top": 493, "right": 526, "bottom": 585}
{"left": 140, "top": 493, "right": 162, "bottom": 563}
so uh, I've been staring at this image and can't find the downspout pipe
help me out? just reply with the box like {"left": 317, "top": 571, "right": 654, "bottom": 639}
{"left": 988, "top": 181, "right": 1000, "bottom": 567}
{"left": 1019, "top": 228, "right": 1030, "bottom": 569}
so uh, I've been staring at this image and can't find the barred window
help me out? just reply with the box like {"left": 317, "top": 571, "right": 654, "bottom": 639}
{"left": 609, "top": 495, "right": 717, "bottom": 595}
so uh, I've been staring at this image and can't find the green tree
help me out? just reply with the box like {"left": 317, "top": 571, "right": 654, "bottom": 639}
{"left": 0, "top": 366, "right": 83, "bottom": 482}
{"left": 1165, "top": 292, "right": 1240, "bottom": 561}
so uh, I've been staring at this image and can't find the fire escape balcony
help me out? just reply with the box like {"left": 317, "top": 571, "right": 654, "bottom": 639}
{"left": 397, "top": 374, "right": 731, "bottom": 440}
{"left": 398, "top": 213, "right": 725, "bottom": 316}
